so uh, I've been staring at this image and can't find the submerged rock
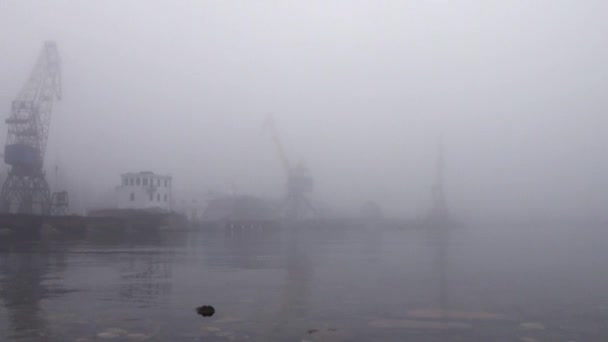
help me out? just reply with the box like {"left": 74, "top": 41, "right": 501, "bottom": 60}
{"left": 196, "top": 305, "right": 216, "bottom": 317}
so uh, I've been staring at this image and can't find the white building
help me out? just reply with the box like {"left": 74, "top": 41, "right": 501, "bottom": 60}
{"left": 116, "top": 171, "right": 173, "bottom": 211}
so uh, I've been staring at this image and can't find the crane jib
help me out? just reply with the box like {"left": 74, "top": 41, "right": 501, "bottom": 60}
{"left": 4, "top": 42, "right": 60, "bottom": 170}
{"left": 0, "top": 41, "right": 62, "bottom": 215}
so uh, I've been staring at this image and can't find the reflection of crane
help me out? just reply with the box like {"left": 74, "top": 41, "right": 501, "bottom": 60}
{"left": 0, "top": 41, "right": 66, "bottom": 215}
{"left": 263, "top": 116, "right": 314, "bottom": 220}
{"left": 257, "top": 231, "right": 313, "bottom": 339}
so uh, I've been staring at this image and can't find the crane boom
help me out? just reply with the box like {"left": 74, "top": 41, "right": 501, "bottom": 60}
{"left": 6, "top": 41, "right": 61, "bottom": 166}
{"left": 262, "top": 115, "right": 315, "bottom": 219}
{"left": 263, "top": 116, "right": 291, "bottom": 174}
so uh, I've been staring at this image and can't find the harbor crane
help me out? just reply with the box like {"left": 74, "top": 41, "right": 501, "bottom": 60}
{"left": 263, "top": 116, "right": 315, "bottom": 220}
{"left": 428, "top": 139, "right": 449, "bottom": 224}
{"left": 0, "top": 41, "right": 67, "bottom": 215}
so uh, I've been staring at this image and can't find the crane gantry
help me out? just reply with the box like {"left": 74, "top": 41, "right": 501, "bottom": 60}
{"left": 263, "top": 116, "right": 315, "bottom": 220}
{"left": 0, "top": 41, "right": 67, "bottom": 215}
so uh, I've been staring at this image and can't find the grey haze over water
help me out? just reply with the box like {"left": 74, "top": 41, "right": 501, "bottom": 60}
{"left": 0, "top": 1, "right": 607, "bottom": 221}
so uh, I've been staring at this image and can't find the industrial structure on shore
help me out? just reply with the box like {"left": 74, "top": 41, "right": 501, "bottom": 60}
{"left": 0, "top": 41, "right": 456, "bottom": 232}
{"left": 0, "top": 41, "right": 67, "bottom": 215}
{"left": 116, "top": 171, "right": 173, "bottom": 211}
{"left": 264, "top": 116, "right": 315, "bottom": 220}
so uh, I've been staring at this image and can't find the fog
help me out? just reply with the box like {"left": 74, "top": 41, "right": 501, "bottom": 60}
{"left": 1, "top": 1, "right": 607, "bottom": 221}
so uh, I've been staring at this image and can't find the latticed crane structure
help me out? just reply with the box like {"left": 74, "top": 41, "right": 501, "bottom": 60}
{"left": 428, "top": 139, "right": 449, "bottom": 223}
{"left": 0, "top": 41, "right": 66, "bottom": 215}
{"left": 263, "top": 116, "right": 315, "bottom": 220}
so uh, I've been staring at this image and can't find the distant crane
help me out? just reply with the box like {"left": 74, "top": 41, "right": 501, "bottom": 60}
{"left": 263, "top": 116, "right": 315, "bottom": 220}
{"left": 428, "top": 139, "right": 449, "bottom": 223}
{"left": 0, "top": 41, "right": 67, "bottom": 215}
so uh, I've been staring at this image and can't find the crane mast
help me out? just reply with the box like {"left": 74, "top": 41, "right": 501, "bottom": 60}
{"left": 0, "top": 41, "right": 65, "bottom": 215}
{"left": 264, "top": 116, "right": 291, "bottom": 173}
{"left": 263, "top": 116, "right": 315, "bottom": 220}
{"left": 428, "top": 139, "right": 449, "bottom": 223}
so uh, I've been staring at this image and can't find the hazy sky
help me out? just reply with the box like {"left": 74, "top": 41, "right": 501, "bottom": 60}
{"left": 0, "top": 1, "right": 607, "bottom": 219}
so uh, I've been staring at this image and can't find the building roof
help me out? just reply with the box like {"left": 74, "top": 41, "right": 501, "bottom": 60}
{"left": 121, "top": 171, "right": 172, "bottom": 179}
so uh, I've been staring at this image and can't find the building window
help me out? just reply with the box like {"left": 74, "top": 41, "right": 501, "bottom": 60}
{"left": 149, "top": 194, "right": 153, "bottom": 201}
{"left": 157, "top": 179, "right": 161, "bottom": 186}
{"left": 164, "top": 194, "right": 167, "bottom": 202}
{"left": 136, "top": 177, "right": 140, "bottom": 186}
{"left": 164, "top": 179, "right": 168, "bottom": 187}
{"left": 130, "top": 193, "right": 135, "bottom": 201}
{"left": 157, "top": 194, "right": 160, "bottom": 201}
{"left": 129, "top": 178, "right": 134, "bottom": 186}
{"left": 143, "top": 178, "right": 148, "bottom": 186}
{"left": 123, "top": 178, "right": 128, "bottom": 186}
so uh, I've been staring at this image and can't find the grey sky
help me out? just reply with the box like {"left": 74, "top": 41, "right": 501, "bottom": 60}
{"left": 0, "top": 1, "right": 607, "bottom": 219}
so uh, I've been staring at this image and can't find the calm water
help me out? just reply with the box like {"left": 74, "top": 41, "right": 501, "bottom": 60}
{"left": 1, "top": 223, "right": 607, "bottom": 341}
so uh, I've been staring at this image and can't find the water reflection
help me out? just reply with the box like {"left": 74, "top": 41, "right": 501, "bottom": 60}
{"left": 266, "top": 228, "right": 313, "bottom": 338}
{"left": 211, "top": 225, "right": 315, "bottom": 339}
{"left": 2, "top": 223, "right": 608, "bottom": 341}
{"left": 194, "top": 226, "right": 283, "bottom": 271}
{"left": 429, "top": 223, "right": 450, "bottom": 322}
{"left": 118, "top": 252, "right": 173, "bottom": 304}
{"left": 0, "top": 239, "right": 69, "bottom": 341}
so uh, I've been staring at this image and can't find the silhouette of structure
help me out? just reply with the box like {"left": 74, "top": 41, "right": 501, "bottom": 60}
{"left": 0, "top": 41, "right": 65, "bottom": 215}
{"left": 428, "top": 139, "right": 449, "bottom": 223}
{"left": 264, "top": 116, "right": 315, "bottom": 220}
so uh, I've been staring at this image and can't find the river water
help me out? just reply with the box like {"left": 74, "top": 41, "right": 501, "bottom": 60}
{"left": 1, "top": 223, "right": 607, "bottom": 341}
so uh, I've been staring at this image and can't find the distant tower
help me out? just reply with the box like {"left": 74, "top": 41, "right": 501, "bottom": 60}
{"left": 429, "top": 138, "right": 449, "bottom": 222}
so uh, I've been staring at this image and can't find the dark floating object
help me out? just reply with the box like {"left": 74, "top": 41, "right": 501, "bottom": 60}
{"left": 196, "top": 305, "right": 215, "bottom": 317}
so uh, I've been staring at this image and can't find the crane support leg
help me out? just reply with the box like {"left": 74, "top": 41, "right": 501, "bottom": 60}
{"left": 0, "top": 172, "right": 51, "bottom": 215}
